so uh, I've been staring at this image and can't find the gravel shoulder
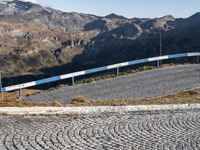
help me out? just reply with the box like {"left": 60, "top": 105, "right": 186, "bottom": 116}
{"left": 25, "top": 64, "right": 200, "bottom": 103}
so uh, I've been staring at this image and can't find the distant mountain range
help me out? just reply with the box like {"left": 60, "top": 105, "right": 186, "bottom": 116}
{"left": 0, "top": 0, "right": 200, "bottom": 83}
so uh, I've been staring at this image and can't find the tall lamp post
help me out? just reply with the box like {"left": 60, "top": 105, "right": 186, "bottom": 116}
{"left": 160, "top": 26, "right": 162, "bottom": 61}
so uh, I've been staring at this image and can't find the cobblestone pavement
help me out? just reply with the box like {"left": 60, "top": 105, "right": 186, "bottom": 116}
{"left": 1, "top": 109, "right": 200, "bottom": 149}
{"left": 26, "top": 64, "right": 200, "bottom": 103}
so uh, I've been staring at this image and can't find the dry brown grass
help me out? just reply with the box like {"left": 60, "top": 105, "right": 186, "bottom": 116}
{"left": 0, "top": 98, "right": 48, "bottom": 107}
{"left": 68, "top": 88, "right": 200, "bottom": 106}
{"left": 0, "top": 89, "right": 53, "bottom": 107}
{"left": 71, "top": 96, "right": 89, "bottom": 104}
{"left": 51, "top": 101, "right": 63, "bottom": 107}
{"left": 3, "top": 89, "right": 42, "bottom": 100}
{"left": 0, "top": 88, "right": 200, "bottom": 107}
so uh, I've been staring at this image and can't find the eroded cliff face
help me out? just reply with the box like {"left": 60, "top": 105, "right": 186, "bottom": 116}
{"left": 0, "top": 0, "right": 200, "bottom": 80}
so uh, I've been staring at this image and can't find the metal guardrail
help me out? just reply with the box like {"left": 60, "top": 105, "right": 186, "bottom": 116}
{"left": 2, "top": 52, "right": 200, "bottom": 97}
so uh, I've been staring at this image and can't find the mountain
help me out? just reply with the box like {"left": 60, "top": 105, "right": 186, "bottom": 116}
{"left": 105, "top": 13, "right": 127, "bottom": 19}
{"left": 0, "top": 0, "right": 200, "bottom": 85}
{"left": 0, "top": 0, "right": 98, "bottom": 31}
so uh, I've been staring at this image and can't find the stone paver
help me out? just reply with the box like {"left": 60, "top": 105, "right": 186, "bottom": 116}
{"left": 0, "top": 109, "right": 200, "bottom": 149}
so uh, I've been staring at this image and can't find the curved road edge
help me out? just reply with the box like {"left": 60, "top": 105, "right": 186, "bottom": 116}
{"left": 0, "top": 103, "right": 200, "bottom": 115}
{"left": 26, "top": 64, "right": 200, "bottom": 102}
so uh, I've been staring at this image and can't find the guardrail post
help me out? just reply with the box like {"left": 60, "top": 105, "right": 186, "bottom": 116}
{"left": 72, "top": 76, "right": 75, "bottom": 85}
{"left": 157, "top": 60, "right": 160, "bottom": 67}
{"left": 19, "top": 88, "right": 23, "bottom": 99}
{"left": 117, "top": 67, "right": 120, "bottom": 75}
{"left": 0, "top": 73, "right": 3, "bottom": 101}
{"left": 197, "top": 56, "right": 199, "bottom": 63}
{"left": 0, "top": 86, "right": 3, "bottom": 101}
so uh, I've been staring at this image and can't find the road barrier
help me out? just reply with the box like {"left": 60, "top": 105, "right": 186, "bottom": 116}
{"left": 2, "top": 52, "right": 200, "bottom": 97}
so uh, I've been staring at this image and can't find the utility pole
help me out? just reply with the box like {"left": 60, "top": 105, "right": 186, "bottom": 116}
{"left": 159, "top": 25, "right": 162, "bottom": 66}
{"left": 157, "top": 21, "right": 162, "bottom": 67}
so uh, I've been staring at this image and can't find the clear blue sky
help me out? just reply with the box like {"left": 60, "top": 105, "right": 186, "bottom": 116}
{"left": 35, "top": 0, "right": 200, "bottom": 18}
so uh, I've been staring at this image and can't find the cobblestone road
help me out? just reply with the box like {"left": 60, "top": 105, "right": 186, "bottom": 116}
{"left": 1, "top": 109, "right": 200, "bottom": 149}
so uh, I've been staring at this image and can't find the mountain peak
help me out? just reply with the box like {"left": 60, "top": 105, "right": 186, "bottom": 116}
{"left": 0, "top": 0, "right": 50, "bottom": 15}
{"left": 0, "top": 0, "right": 36, "bottom": 3}
{"left": 8, "top": 0, "right": 32, "bottom": 9}
{"left": 105, "top": 13, "right": 126, "bottom": 19}
{"left": 159, "top": 15, "right": 175, "bottom": 21}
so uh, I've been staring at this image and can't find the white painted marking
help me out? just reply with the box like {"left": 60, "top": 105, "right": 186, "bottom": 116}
{"left": 148, "top": 57, "right": 159, "bottom": 61}
{"left": 187, "top": 52, "right": 200, "bottom": 57}
{"left": 107, "top": 64, "right": 120, "bottom": 69}
{"left": 159, "top": 55, "right": 169, "bottom": 60}
{"left": 120, "top": 62, "right": 129, "bottom": 67}
{"left": 60, "top": 73, "right": 74, "bottom": 80}
{"left": 72, "top": 71, "right": 86, "bottom": 77}
{"left": 5, "top": 85, "right": 21, "bottom": 92}
{"left": 5, "top": 81, "right": 36, "bottom": 92}
{"left": 21, "top": 82, "right": 36, "bottom": 88}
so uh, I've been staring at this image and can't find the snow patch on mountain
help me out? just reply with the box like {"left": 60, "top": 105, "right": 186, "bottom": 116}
{"left": 0, "top": 0, "right": 38, "bottom": 4}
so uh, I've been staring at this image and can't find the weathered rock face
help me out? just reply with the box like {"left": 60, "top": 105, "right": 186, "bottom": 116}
{"left": 0, "top": 0, "right": 200, "bottom": 82}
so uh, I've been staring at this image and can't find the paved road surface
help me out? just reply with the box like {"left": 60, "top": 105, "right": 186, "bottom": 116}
{"left": 0, "top": 109, "right": 200, "bottom": 149}
{"left": 26, "top": 64, "right": 200, "bottom": 103}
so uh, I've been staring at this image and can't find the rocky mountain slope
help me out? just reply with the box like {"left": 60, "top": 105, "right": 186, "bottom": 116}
{"left": 0, "top": 0, "right": 199, "bottom": 85}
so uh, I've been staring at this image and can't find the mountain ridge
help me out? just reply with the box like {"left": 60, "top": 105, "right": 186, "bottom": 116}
{"left": 0, "top": 0, "right": 199, "bottom": 86}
